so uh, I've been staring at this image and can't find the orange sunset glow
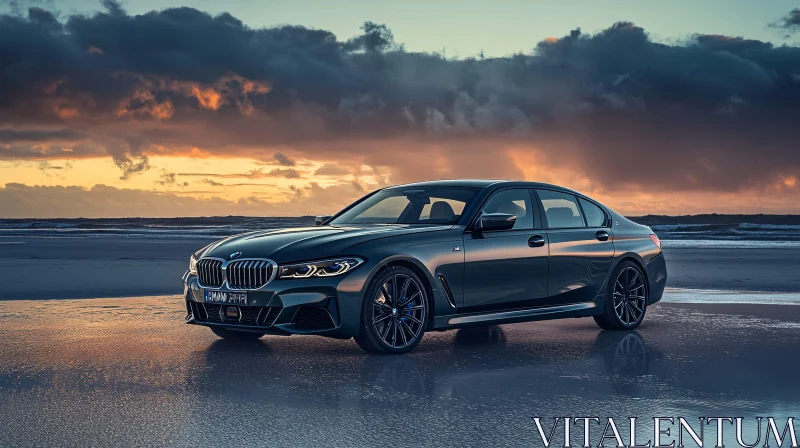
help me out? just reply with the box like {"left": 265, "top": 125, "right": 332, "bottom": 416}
{"left": 2, "top": 5, "right": 800, "bottom": 218}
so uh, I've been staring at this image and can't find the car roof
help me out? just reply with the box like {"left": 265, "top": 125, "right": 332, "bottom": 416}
{"left": 388, "top": 179, "right": 501, "bottom": 189}
{"left": 389, "top": 179, "right": 581, "bottom": 194}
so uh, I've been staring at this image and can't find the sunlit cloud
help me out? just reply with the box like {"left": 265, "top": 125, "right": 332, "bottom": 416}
{"left": 180, "top": 167, "right": 302, "bottom": 179}
{"left": 1, "top": 3, "right": 800, "bottom": 216}
{"left": 0, "top": 182, "right": 365, "bottom": 218}
{"left": 314, "top": 164, "right": 351, "bottom": 176}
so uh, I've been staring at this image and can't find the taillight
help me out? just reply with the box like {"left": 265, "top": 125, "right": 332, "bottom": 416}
{"left": 649, "top": 234, "right": 661, "bottom": 249}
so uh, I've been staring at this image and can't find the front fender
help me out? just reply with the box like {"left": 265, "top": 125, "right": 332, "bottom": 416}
{"left": 361, "top": 255, "right": 439, "bottom": 298}
{"left": 342, "top": 229, "right": 466, "bottom": 327}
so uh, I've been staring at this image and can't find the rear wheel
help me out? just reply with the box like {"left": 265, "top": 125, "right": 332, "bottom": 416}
{"left": 354, "top": 266, "right": 428, "bottom": 354}
{"left": 210, "top": 327, "right": 265, "bottom": 341}
{"left": 594, "top": 261, "right": 648, "bottom": 330}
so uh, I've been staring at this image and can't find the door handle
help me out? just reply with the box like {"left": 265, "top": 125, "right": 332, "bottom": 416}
{"left": 528, "top": 235, "right": 545, "bottom": 247}
{"left": 595, "top": 231, "right": 609, "bottom": 241}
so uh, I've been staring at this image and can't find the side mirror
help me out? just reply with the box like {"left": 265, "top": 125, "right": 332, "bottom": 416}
{"left": 475, "top": 213, "right": 516, "bottom": 232}
{"left": 315, "top": 215, "right": 333, "bottom": 226}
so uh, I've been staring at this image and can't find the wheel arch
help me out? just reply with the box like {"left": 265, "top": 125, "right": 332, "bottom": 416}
{"left": 617, "top": 253, "right": 646, "bottom": 270}
{"left": 595, "top": 253, "right": 650, "bottom": 308}
{"left": 612, "top": 254, "right": 651, "bottom": 296}
{"left": 363, "top": 255, "right": 438, "bottom": 329}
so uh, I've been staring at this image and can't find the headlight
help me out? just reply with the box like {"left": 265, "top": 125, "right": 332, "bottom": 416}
{"left": 189, "top": 254, "right": 198, "bottom": 274}
{"left": 278, "top": 257, "right": 364, "bottom": 279}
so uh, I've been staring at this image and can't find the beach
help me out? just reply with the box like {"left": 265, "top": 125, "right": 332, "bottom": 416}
{"left": 2, "top": 220, "right": 800, "bottom": 446}
{"left": 1, "top": 297, "right": 799, "bottom": 447}
{"left": 0, "top": 237, "right": 208, "bottom": 300}
{"left": 2, "top": 235, "right": 800, "bottom": 300}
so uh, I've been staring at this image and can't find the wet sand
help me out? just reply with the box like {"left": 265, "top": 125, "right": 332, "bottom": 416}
{"left": 1, "top": 296, "right": 798, "bottom": 447}
{"left": 664, "top": 246, "right": 800, "bottom": 291}
{"left": 3, "top": 236, "right": 799, "bottom": 446}
{"left": 0, "top": 237, "right": 210, "bottom": 300}
{"left": 1, "top": 237, "right": 799, "bottom": 300}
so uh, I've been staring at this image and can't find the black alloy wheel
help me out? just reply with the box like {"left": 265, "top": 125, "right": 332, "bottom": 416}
{"left": 355, "top": 266, "right": 428, "bottom": 354}
{"left": 594, "top": 261, "right": 648, "bottom": 330}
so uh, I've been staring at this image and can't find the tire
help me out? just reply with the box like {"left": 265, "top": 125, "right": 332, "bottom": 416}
{"left": 210, "top": 327, "right": 265, "bottom": 341}
{"left": 354, "top": 266, "right": 429, "bottom": 354}
{"left": 594, "top": 260, "right": 648, "bottom": 330}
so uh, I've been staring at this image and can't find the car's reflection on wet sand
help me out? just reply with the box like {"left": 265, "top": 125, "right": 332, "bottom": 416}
{"left": 1, "top": 297, "right": 799, "bottom": 446}
{"left": 193, "top": 326, "right": 661, "bottom": 401}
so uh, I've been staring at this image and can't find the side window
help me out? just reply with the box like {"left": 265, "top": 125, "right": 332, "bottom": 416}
{"left": 480, "top": 189, "right": 533, "bottom": 230}
{"left": 579, "top": 198, "right": 607, "bottom": 227}
{"left": 536, "top": 190, "right": 585, "bottom": 228}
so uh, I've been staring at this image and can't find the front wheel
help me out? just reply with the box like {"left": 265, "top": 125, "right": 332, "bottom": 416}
{"left": 594, "top": 261, "right": 648, "bottom": 330}
{"left": 354, "top": 266, "right": 429, "bottom": 354}
{"left": 210, "top": 327, "right": 265, "bottom": 341}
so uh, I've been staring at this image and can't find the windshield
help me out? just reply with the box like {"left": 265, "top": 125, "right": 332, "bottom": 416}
{"left": 329, "top": 187, "right": 480, "bottom": 225}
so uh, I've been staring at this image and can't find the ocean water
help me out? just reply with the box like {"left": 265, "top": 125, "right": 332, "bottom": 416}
{"left": 2, "top": 216, "right": 800, "bottom": 249}
{"left": 0, "top": 217, "right": 316, "bottom": 239}
{"left": 651, "top": 222, "right": 800, "bottom": 242}
{"left": 663, "top": 287, "right": 800, "bottom": 305}
{"left": 660, "top": 239, "right": 800, "bottom": 248}
{"left": 652, "top": 221, "right": 800, "bottom": 248}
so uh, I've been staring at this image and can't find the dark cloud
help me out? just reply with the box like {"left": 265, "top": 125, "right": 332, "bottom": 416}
{"left": 35, "top": 160, "right": 70, "bottom": 178}
{"left": 199, "top": 178, "right": 275, "bottom": 187}
{"left": 268, "top": 168, "right": 301, "bottom": 179}
{"left": 0, "top": 128, "right": 83, "bottom": 142}
{"left": 1, "top": 5, "right": 800, "bottom": 192}
{"left": 180, "top": 167, "right": 301, "bottom": 179}
{"left": 1, "top": 0, "right": 54, "bottom": 17}
{"left": 113, "top": 154, "right": 150, "bottom": 180}
{"left": 37, "top": 160, "right": 64, "bottom": 170}
{"left": 350, "top": 179, "right": 364, "bottom": 191}
{"left": 314, "top": 163, "right": 350, "bottom": 176}
{"left": 225, "top": 182, "right": 276, "bottom": 187}
{"left": 773, "top": 8, "right": 800, "bottom": 31}
{"left": 272, "top": 152, "right": 295, "bottom": 166}
{"left": 343, "top": 21, "right": 398, "bottom": 53}
{"left": 156, "top": 170, "right": 177, "bottom": 186}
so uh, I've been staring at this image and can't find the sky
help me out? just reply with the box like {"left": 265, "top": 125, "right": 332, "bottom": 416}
{"left": 1, "top": 0, "right": 800, "bottom": 217}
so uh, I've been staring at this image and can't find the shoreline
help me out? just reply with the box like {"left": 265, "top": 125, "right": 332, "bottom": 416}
{"left": 4, "top": 289, "right": 800, "bottom": 307}
{"left": 3, "top": 236, "right": 800, "bottom": 300}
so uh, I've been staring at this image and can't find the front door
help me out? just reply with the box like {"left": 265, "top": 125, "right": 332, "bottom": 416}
{"left": 463, "top": 188, "right": 549, "bottom": 311}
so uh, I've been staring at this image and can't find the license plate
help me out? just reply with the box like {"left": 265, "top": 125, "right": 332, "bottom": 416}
{"left": 203, "top": 290, "right": 247, "bottom": 305}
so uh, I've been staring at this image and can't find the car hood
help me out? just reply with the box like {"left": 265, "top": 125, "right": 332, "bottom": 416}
{"left": 201, "top": 224, "right": 452, "bottom": 263}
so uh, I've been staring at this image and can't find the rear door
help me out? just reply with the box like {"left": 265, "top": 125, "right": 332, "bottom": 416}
{"left": 462, "top": 188, "right": 549, "bottom": 311}
{"left": 534, "top": 189, "right": 615, "bottom": 306}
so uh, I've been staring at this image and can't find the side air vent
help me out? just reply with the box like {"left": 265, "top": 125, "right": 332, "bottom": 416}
{"left": 438, "top": 274, "right": 457, "bottom": 309}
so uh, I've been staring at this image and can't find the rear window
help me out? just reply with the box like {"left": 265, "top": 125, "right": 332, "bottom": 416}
{"left": 579, "top": 198, "right": 607, "bottom": 227}
{"left": 536, "top": 190, "right": 585, "bottom": 228}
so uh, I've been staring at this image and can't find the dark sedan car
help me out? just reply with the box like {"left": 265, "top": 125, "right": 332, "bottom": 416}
{"left": 183, "top": 180, "right": 667, "bottom": 354}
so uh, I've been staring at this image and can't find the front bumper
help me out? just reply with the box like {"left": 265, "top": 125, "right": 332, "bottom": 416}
{"left": 182, "top": 268, "right": 369, "bottom": 338}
